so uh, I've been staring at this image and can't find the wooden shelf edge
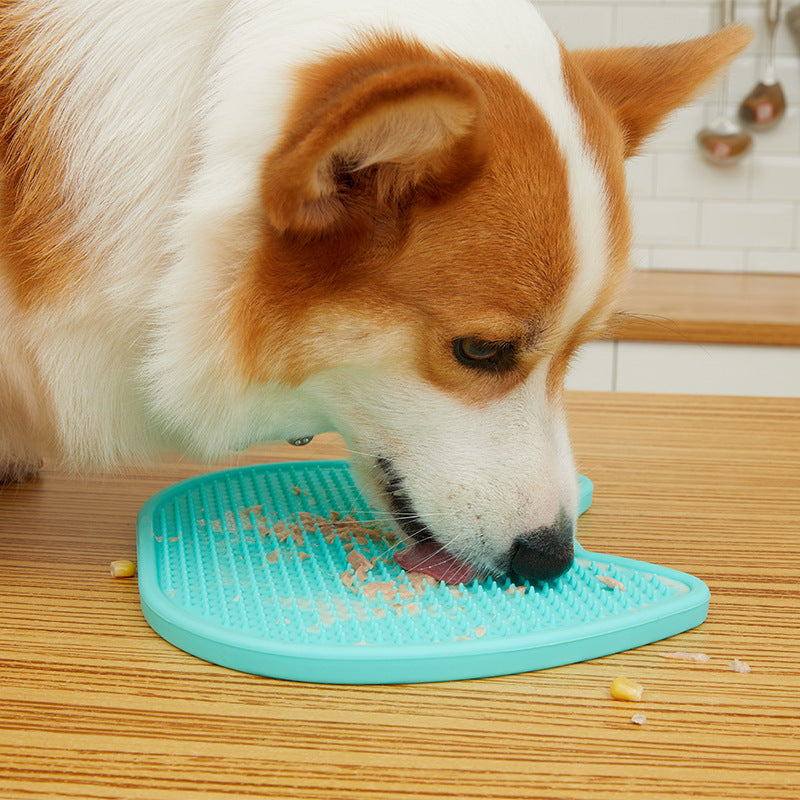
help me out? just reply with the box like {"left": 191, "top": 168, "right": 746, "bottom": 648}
{"left": 610, "top": 270, "right": 800, "bottom": 347}
{"left": 609, "top": 317, "right": 800, "bottom": 346}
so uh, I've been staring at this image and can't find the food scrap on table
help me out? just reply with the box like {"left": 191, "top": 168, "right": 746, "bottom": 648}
{"left": 660, "top": 651, "right": 711, "bottom": 664}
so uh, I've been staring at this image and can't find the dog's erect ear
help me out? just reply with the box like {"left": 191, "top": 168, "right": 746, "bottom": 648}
{"left": 261, "top": 57, "right": 486, "bottom": 237}
{"left": 572, "top": 25, "right": 753, "bottom": 157}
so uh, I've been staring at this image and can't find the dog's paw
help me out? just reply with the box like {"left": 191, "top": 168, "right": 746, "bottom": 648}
{"left": 0, "top": 458, "right": 43, "bottom": 486}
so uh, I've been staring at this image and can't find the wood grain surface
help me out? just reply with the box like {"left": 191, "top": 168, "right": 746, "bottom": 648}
{"left": 1, "top": 392, "right": 799, "bottom": 800}
{"left": 612, "top": 270, "right": 800, "bottom": 346}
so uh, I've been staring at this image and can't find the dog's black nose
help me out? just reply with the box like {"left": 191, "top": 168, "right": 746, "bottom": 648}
{"left": 510, "top": 513, "right": 575, "bottom": 582}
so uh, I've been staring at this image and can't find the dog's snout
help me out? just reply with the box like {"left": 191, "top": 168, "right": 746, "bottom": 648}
{"left": 510, "top": 512, "right": 575, "bottom": 582}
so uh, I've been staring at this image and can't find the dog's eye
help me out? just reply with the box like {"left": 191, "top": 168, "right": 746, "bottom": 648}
{"left": 452, "top": 337, "right": 515, "bottom": 371}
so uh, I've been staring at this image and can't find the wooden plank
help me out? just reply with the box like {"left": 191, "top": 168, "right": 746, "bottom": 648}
{"left": 611, "top": 270, "right": 800, "bottom": 346}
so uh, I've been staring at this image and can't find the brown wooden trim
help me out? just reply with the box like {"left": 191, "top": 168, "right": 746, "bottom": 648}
{"left": 610, "top": 270, "right": 800, "bottom": 346}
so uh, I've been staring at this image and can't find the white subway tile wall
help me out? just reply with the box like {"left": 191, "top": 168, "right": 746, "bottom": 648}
{"left": 535, "top": 0, "right": 800, "bottom": 275}
{"left": 615, "top": 341, "right": 800, "bottom": 395}
{"left": 565, "top": 340, "right": 800, "bottom": 395}
{"left": 563, "top": 341, "right": 617, "bottom": 390}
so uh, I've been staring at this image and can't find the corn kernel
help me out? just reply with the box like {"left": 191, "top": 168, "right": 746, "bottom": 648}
{"left": 110, "top": 559, "right": 136, "bottom": 578}
{"left": 610, "top": 676, "right": 644, "bottom": 702}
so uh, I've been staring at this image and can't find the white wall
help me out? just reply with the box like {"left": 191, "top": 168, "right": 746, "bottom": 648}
{"left": 536, "top": 0, "right": 800, "bottom": 276}
{"left": 567, "top": 340, "right": 800, "bottom": 395}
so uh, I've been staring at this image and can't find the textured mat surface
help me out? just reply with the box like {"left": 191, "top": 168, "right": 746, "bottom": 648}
{"left": 137, "top": 460, "right": 708, "bottom": 683}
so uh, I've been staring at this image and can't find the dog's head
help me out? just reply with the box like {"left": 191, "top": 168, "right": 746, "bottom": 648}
{"left": 188, "top": 26, "right": 751, "bottom": 583}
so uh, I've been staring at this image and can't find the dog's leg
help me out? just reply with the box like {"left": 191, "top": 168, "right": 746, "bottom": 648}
{"left": 0, "top": 458, "right": 43, "bottom": 486}
{"left": 0, "top": 348, "right": 48, "bottom": 486}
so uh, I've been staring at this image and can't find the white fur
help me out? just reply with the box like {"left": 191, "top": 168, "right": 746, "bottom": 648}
{"left": 1, "top": 0, "right": 226, "bottom": 465}
{"left": 2, "top": 1, "right": 608, "bottom": 460}
{"left": 1, "top": 0, "right": 613, "bottom": 575}
{"left": 147, "top": 0, "right": 608, "bottom": 459}
{"left": 311, "top": 364, "right": 579, "bottom": 575}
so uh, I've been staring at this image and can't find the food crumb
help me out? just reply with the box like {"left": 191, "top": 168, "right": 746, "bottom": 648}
{"left": 266, "top": 550, "right": 279, "bottom": 565}
{"left": 271, "top": 522, "right": 294, "bottom": 543}
{"left": 405, "top": 571, "right": 436, "bottom": 595}
{"left": 597, "top": 575, "right": 626, "bottom": 591}
{"left": 631, "top": 713, "right": 647, "bottom": 725}
{"left": 610, "top": 677, "right": 644, "bottom": 702}
{"left": 340, "top": 570, "right": 357, "bottom": 593}
{"left": 361, "top": 581, "right": 398, "bottom": 601}
{"left": 110, "top": 560, "right": 136, "bottom": 578}
{"left": 346, "top": 550, "right": 375, "bottom": 582}
{"left": 396, "top": 585, "right": 416, "bottom": 602}
{"left": 661, "top": 651, "right": 711, "bottom": 664}
{"left": 393, "top": 602, "right": 422, "bottom": 617}
{"left": 728, "top": 658, "right": 751, "bottom": 674}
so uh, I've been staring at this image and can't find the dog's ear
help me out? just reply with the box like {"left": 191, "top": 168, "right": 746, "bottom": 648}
{"left": 571, "top": 25, "right": 753, "bottom": 157}
{"left": 261, "top": 58, "right": 486, "bottom": 237}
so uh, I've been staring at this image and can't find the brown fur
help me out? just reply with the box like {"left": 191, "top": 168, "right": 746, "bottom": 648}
{"left": 0, "top": 2, "right": 86, "bottom": 306}
{"left": 547, "top": 25, "right": 754, "bottom": 399}
{"left": 236, "top": 27, "right": 753, "bottom": 403}
{"left": 572, "top": 25, "right": 755, "bottom": 157}
{"left": 0, "top": 16, "right": 753, "bottom": 481}
{"left": 239, "top": 37, "right": 576, "bottom": 400}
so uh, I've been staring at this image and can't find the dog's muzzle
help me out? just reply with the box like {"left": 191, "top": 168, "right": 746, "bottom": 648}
{"left": 509, "top": 510, "right": 575, "bottom": 583}
{"left": 377, "top": 456, "right": 575, "bottom": 583}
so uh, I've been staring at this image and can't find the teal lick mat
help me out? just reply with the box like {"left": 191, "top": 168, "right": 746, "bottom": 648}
{"left": 137, "top": 460, "right": 709, "bottom": 684}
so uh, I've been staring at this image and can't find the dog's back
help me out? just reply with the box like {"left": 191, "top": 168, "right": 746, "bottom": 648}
{"left": 0, "top": 0, "right": 586, "bottom": 469}
{"left": 1, "top": 1, "right": 224, "bottom": 469}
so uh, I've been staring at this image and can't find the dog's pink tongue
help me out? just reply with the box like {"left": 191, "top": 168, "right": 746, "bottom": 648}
{"left": 394, "top": 542, "right": 476, "bottom": 585}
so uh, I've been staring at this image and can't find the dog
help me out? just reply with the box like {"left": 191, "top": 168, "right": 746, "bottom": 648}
{"left": 0, "top": 1, "right": 749, "bottom": 583}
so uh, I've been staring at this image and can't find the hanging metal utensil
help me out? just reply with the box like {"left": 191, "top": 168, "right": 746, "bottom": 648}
{"left": 786, "top": 4, "right": 800, "bottom": 54}
{"left": 697, "top": 0, "right": 753, "bottom": 164}
{"left": 739, "top": 0, "right": 786, "bottom": 127}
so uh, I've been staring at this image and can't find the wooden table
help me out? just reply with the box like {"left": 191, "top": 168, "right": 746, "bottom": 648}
{"left": 2, "top": 392, "right": 798, "bottom": 800}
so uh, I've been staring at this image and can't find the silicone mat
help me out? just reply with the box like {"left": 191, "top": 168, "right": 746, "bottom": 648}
{"left": 137, "top": 460, "right": 709, "bottom": 684}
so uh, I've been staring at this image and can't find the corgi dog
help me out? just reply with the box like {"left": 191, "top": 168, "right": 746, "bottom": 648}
{"left": 1, "top": 2, "right": 749, "bottom": 583}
